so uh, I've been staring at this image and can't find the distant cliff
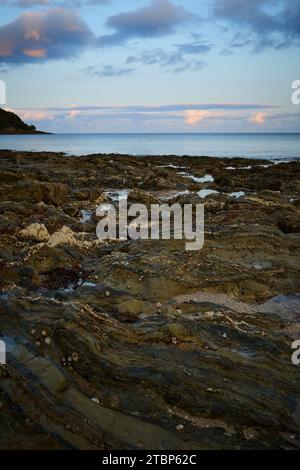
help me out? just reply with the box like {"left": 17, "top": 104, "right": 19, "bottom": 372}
{"left": 0, "top": 108, "right": 48, "bottom": 134}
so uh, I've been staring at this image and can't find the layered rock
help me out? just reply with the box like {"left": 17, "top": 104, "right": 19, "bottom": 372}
{"left": 0, "top": 150, "right": 300, "bottom": 450}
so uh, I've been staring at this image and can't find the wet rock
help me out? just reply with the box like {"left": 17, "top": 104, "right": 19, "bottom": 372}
{"left": 141, "top": 174, "right": 178, "bottom": 190}
{"left": 73, "top": 189, "right": 94, "bottom": 201}
{"left": 0, "top": 150, "right": 300, "bottom": 450}
{"left": 277, "top": 213, "right": 300, "bottom": 234}
{"left": 175, "top": 424, "right": 184, "bottom": 432}
{"left": 25, "top": 356, "right": 68, "bottom": 397}
{"left": 205, "top": 200, "right": 226, "bottom": 214}
{"left": 25, "top": 244, "right": 78, "bottom": 273}
{"left": 43, "top": 266, "right": 91, "bottom": 290}
{"left": 128, "top": 189, "right": 161, "bottom": 206}
{"left": 117, "top": 299, "right": 156, "bottom": 318}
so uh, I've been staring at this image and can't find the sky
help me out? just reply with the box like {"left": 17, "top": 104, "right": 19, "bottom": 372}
{"left": 0, "top": 0, "right": 299, "bottom": 133}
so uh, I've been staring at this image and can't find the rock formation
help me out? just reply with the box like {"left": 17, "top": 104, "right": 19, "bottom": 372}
{"left": 0, "top": 150, "right": 299, "bottom": 449}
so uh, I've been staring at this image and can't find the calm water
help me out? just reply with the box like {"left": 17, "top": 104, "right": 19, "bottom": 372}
{"left": 1, "top": 133, "right": 300, "bottom": 160}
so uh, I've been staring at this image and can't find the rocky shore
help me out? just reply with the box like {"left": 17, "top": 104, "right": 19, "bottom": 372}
{"left": 0, "top": 150, "right": 300, "bottom": 450}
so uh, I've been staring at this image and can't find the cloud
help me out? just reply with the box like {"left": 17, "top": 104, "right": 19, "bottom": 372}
{"left": 68, "top": 109, "right": 81, "bottom": 118}
{"left": 42, "top": 102, "right": 278, "bottom": 113}
{"left": 85, "top": 64, "right": 134, "bottom": 76}
{"left": 97, "top": 0, "right": 193, "bottom": 46}
{"left": 250, "top": 112, "right": 267, "bottom": 124}
{"left": 9, "top": 103, "right": 298, "bottom": 133}
{"left": 213, "top": 0, "right": 300, "bottom": 50}
{"left": 9, "top": 102, "right": 276, "bottom": 124}
{"left": 0, "top": 0, "right": 110, "bottom": 6}
{"left": 176, "top": 40, "right": 211, "bottom": 55}
{"left": 185, "top": 109, "right": 226, "bottom": 125}
{"left": 15, "top": 108, "right": 55, "bottom": 120}
{"left": 172, "top": 59, "right": 205, "bottom": 73}
{"left": 214, "top": 0, "right": 278, "bottom": 32}
{"left": 185, "top": 110, "right": 211, "bottom": 125}
{"left": 220, "top": 48, "right": 234, "bottom": 56}
{"left": 0, "top": 2, "right": 197, "bottom": 68}
{"left": 0, "top": 8, "right": 93, "bottom": 64}
{"left": 17, "top": 0, "right": 51, "bottom": 6}
{"left": 126, "top": 48, "right": 205, "bottom": 73}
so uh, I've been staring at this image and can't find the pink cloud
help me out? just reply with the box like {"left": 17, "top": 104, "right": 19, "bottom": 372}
{"left": 22, "top": 48, "right": 47, "bottom": 58}
{"left": 68, "top": 109, "right": 81, "bottom": 119}
{"left": 185, "top": 110, "right": 211, "bottom": 125}
{"left": 250, "top": 112, "right": 267, "bottom": 124}
{"left": 185, "top": 109, "right": 226, "bottom": 125}
{"left": 14, "top": 109, "right": 54, "bottom": 121}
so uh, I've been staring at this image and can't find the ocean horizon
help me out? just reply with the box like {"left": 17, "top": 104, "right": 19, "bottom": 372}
{"left": 1, "top": 132, "right": 300, "bottom": 160}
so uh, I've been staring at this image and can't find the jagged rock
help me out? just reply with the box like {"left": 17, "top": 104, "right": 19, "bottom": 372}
{"left": 0, "top": 150, "right": 300, "bottom": 450}
{"left": 47, "top": 226, "right": 77, "bottom": 248}
{"left": 25, "top": 244, "right": 78, "bottom": 273}
{"left": 19, "top": 223, "right": 50, "bottom": 242}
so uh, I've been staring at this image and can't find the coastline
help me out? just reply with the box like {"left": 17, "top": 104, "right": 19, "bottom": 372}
{"left": 1, "top": 132, "right": 300, "bottom": 159}
{"left": 0, "top": 130, "right": 51, "bottom": 135}
{"left": 0, "top": 150, "right": 300, "bottom": 450}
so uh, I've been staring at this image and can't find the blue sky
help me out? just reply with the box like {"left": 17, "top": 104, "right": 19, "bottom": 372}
{"left": 0, "top": 0, "right": 299, "bottom": 132}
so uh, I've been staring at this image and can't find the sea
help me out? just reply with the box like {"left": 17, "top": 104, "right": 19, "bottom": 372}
{"left": 0, "top": 133, "right": 300, "bottom": 160}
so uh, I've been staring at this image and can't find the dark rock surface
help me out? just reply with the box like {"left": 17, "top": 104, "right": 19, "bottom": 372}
{"left": 0, "top": 150, "right": 300, "bottom": 450}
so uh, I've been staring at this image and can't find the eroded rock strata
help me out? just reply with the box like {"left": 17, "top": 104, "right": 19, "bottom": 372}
{"left": 0, "top": 150, "right": 300, "bottom": 450}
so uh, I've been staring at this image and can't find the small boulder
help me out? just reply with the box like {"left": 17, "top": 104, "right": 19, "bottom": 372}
{"left": 26, "top": 244, "right": 74, "bottom": 273}
{"left": 19, "top": 223, "right": 49, "bottom": 243}
{"left": 47, "top": 226, "right": 77, "bottom": 248}
{"left": 118, "top": 299, "right": 156, "bottom": 317}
